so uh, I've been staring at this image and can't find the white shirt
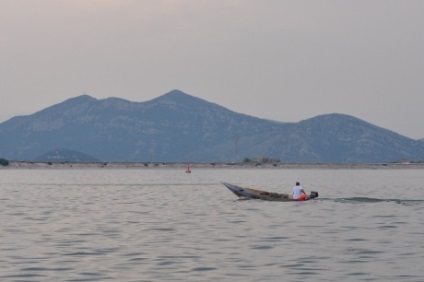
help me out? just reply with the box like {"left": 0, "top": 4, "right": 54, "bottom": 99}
{"left": 292, "top": 185, "right": 304, "bottom": 199}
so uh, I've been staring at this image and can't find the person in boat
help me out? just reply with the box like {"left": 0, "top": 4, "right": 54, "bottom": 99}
{"left": 292, "top": 182, "right": 307, "bottom": 201}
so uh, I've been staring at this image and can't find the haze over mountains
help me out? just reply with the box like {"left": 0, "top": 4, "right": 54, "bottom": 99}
{"left": 1, "top": 90, "right": 423, "bottom": 163}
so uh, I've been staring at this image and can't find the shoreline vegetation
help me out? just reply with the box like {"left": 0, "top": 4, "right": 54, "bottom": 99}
{"left": 1, "top": 161, "right": 424, "bottom": 169}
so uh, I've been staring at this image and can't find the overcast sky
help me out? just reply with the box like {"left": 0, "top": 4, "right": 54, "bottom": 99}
{"left": 1, "top": 0, "right": 423, "bottom": 139}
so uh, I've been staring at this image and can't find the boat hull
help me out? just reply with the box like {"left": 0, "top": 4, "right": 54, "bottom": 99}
{"left": 222, "top": 182, "right": 318, "bottom": 201}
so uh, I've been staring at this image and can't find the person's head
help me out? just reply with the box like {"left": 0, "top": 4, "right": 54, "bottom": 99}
{"left": 296, "top": 182, "right": 300, "bottom": 186}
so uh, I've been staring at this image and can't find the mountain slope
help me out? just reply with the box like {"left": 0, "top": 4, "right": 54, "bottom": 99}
{"left": 34, "top": 148, "right": 99, "bottom": 162}
{"left": 277, "top": 114, "right": 424, "bottom": 163}
{"left": 0, "top": 90, "right": 284, "bottom": 162}
{"left": 1, "top": 90, "right": 423, "bottom": 163}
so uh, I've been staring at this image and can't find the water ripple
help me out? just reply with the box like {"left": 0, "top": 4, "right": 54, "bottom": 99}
{"left": 1, "top": 168, "right": 423, "bottom": 282}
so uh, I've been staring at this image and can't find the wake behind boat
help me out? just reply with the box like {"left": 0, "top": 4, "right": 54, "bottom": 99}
{"left": 222, "top": 182, "right": 319, "bottom": 202}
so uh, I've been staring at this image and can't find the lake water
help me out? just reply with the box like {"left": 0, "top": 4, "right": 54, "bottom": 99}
{"left": 0, "top": 168, "right": 423, "bottom": 282}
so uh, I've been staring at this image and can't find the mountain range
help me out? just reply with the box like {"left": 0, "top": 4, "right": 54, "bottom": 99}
{"left": 1, "top": 89, "right": 423, "bottom": 163}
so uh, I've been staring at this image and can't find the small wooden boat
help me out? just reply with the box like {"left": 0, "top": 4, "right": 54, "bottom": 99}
{"left": 222, "top": 182, "right": 319, "bottom": 201}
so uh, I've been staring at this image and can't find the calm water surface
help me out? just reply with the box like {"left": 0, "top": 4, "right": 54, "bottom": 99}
{"left": 0, "top": 168, "right": 423, "bottom": 281}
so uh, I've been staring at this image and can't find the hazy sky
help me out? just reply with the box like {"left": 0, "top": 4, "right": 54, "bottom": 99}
{"left": 1, "top": 0, "right": 423, "bottom": 139}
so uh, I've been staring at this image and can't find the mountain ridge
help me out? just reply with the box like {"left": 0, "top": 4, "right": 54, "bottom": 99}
{"left": 1, "top": 90, "right": 423, "bottom": 163}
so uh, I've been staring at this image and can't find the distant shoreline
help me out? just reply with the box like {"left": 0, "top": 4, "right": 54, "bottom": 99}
{"left": 2, "top": 161, "right": 424, "bottom": 169}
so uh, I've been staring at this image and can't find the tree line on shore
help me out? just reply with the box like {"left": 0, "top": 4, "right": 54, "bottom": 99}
{"left": 0, "top": 158, "right": 9, "bottom": 166}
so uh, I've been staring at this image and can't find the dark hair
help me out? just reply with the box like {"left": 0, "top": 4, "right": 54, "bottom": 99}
{"left": 296, "top": 182, "right": 300, "bottom": 185}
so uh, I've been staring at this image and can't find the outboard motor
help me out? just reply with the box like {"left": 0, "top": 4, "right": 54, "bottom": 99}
{"left": 310, "top": 191, "right": 319, "bottom": 198}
